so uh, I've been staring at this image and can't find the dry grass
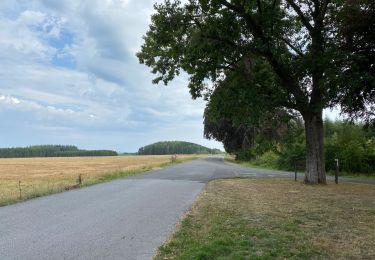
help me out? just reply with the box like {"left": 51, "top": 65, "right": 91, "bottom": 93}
{"left": 156, "top": 179, "right": 375, "bottom": 259}
{"left": 0, "top": 155, "right": 199, "bottom": 206}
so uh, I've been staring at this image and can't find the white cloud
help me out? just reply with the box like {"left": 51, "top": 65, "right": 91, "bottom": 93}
{"left": 0, "top": 0, "right": 223, "bottom": 151}
{"left": 0, "top": 95, "right": 21, "bottom": 105}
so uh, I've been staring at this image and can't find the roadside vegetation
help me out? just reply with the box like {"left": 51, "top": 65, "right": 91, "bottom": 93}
{"left": 221, "top": 119, "right": 375, "bottom": 178}
{"left": 0, "top": 155, "right": 200, "bottom": 206}
{"left": 156, "top": 179, "right": 375, "bottom": 259}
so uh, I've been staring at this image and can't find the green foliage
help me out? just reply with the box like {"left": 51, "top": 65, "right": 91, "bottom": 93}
{"left": 138, "top": 141, "right": 221, "bottom": 155}
{"left": 52, "top": 150, "right": 118, "bottom": 157}
{"left": 139, "top": 0, "right": 375, "bottom": 182}
{"left": 202, "top": 59, "right": 294, "bottom": 161}
{"left": 139, "top": 0, "right": 374, "bottom": 120}
{"left": 0, "top": 145, "right": 117, "bottom": 158}
{"left": 239, "top": 119, "right": 375, "bottom": 175}
{"left": 277, "top": 120, "right": 306, "bottom": 171}
{"left": 234, "top": 149, "right": 255, "bottom": 161}
{"left": 324, "top": 120, "right": 375, "bottom": 174}
{"left": 251, "top": 150, "right": 280, "bottom": 169}
{"left": 333, "top": 0, "right": 375, "bottom": 124}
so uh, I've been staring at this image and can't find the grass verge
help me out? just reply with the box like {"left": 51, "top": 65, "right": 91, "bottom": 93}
{"left": 326, "top": 171, "right": 375, "bottom": 180}
{"left": 156, "top": 178, "right": 375, "bottom": 259}
{"left": 0, "top": 155, "right": 200, "bottom": 207}
{"left": 224, "top": 155, "right": 375, "bottom": 180}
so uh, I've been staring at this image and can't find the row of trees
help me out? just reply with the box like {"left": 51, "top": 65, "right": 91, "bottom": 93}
{"left": 138, "top": 141, "right": 221, "bottom": 155}
{"left": 280, "top": 119, "right": 375, "bottom": 174}
{"left": 0, "top": 145, "right": 117, "bottom": 158}
{"left": 138, "top": 0, "right": 374, "bottom": 184}
{"left": 206, "top": 116, "right": 375, "bottom": 174}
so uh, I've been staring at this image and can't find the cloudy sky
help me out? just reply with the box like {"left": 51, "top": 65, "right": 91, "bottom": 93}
{"left": 0, "top": 0, "right": 224, "bottom": 152}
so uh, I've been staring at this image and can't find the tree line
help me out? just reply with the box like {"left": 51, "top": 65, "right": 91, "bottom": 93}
{"left": 0, "top": 145, "right": 118, "bottom": 158}
{"left": 206, "top": 117, "right": 375, "bottom": 175}
{"left": 138, "top": 141, "right": 221, "bottom": 155}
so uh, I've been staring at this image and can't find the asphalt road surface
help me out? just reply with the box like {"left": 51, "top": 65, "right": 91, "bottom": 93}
{"left": 0, "top": 156, "right": 373, "bottom": 260}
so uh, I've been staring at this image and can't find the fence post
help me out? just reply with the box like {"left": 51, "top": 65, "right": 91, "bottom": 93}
{"left": 18, "top": 180, "right": 22, "bottom": 200}
{"left": 77, "top": 174, "right": 82, "bottom": 186}
{"left": 334, "top": 159, "right": 339, "bottom": 184}
{"left": 294, "top": 162, "right": 297, "bottom": 182}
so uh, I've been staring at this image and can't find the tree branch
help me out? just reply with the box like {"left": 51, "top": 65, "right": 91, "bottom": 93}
{"left": 220, "top": 0, "right": 307, "bottom": 107}
{"left": 257, "top": 0, "right": 263, "bottom": 14}
{"left": 220, "top": 0, "right": 265, "bottom": 41}
{"left": 282, "top": 38, "right": 304, "bottom": 57}
{"left": 285, "top": 0, "right": 314, "bottom": 33}
{"left": 317, "top": 0, "right": 330, "bottom": 24}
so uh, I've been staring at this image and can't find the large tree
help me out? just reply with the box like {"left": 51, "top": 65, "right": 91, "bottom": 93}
{"left": 203, "top": 62, "right": 294, "bottom": 158}
{"left": 137, "top": 0, "right": 374, "bottom": 184}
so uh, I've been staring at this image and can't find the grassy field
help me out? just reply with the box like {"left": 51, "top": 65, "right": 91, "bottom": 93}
{"left": 156, "top": 179, "right": 375, "bottom": 259}
{"left": 0, "top": 155, "right": 200, "bottom": 206}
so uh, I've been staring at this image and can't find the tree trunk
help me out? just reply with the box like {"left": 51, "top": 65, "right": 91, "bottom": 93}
{"left": 303, "top": 111, "right": 326, "bottom": 184}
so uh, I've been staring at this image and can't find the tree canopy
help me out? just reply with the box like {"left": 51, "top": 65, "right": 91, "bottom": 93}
{"left": 138, "top": 0, "right": 374, "bottom": 184}
{"left": 138, "top": 141, "right": 221, "bottom": 155}
{"left": 0, "top": 145, "right": 118, "bottom": 158}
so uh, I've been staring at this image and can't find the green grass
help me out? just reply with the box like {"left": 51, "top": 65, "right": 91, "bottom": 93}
{"left": 225, "top": 154, "right": 281, "bottom": 171}
{"left": 155, "top": 179, "right": 375, "bottom": 259}
{"left": 158, "top": 213, "right": 321, "bottom": 259}
{"left": 326, "top": 171, "right": 375, "bottom": 180}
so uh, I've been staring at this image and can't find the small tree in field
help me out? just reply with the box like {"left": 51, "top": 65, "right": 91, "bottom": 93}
{"left": 137, "top": 0, "right": 374, "bottom": 184}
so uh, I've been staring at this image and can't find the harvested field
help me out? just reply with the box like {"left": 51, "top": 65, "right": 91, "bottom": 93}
{"left": 0, "top": 155, "right": 198, "bottom": 206}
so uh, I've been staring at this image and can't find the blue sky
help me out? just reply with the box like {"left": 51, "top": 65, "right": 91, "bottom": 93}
{"left": 0, "top": 0, "right": 343, "bottom": 153}
{"left": 0, "top": 0, "right": 224, "bottom": 152}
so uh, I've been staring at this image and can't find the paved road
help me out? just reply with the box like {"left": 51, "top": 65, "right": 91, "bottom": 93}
{"left": 0, "top": 156, "right": 373, "bottom": 260}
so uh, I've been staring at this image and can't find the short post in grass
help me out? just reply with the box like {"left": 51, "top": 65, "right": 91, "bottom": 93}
{"left": 77, "top": 174, "right": 82, "bottom": 186}
{"left": 334, "top": 159, "right": 339, "bottom": 184}
{"left": 18, "top": 180, "right": 22, "bottom": 200}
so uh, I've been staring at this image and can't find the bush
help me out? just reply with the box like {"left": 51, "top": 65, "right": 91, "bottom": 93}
{"left": 231, "top": 119, "right": 375, "bottom": 175}
{"left": 234, "top": 149, "right": 255, "bottom": 161}
{"left": 325, "top": 122, "right": 375, "bottom": 174}
{"left": 251, "top": 150, "right": 280, "bottom": 169}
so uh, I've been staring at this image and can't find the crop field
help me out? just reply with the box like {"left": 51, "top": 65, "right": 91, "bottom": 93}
{"left": 0, "top": 155, "right": 198, "bottom": 206}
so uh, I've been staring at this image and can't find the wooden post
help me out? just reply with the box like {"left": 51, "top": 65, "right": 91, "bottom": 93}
{"left": 294, "top": 162, "right": 297, "bottom": 182}
{"left": 334, "top": 159, "right": 339, "bottom": 184}
{"left": 77, "top": 174, "right": 82, "bottom": 186}
{"left": 18, "top": 180, "right": 22, "bottom": 200}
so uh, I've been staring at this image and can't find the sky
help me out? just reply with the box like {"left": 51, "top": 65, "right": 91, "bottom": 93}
{"left": 0, "top": 0, "right": 224, "bottom": 152}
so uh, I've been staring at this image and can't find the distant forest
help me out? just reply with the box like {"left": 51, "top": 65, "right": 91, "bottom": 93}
{"left": 138, "top": 141, "right": 221, "bottom": 155}
{"left": 0, "top": 145, "right": 118, "bottom": 158}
